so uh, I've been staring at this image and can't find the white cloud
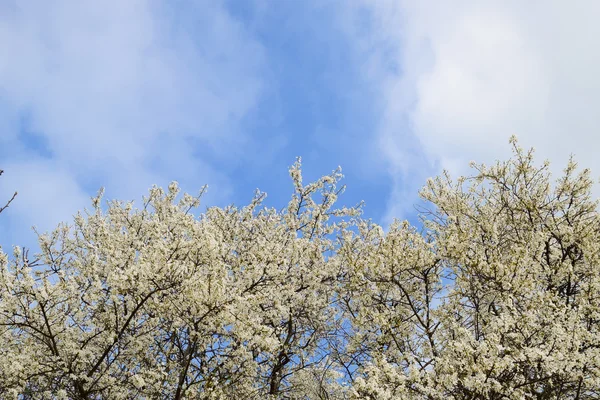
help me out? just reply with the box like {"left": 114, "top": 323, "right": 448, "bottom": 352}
{"left": 0, "top": 1, "right": 266, "bottom": 246}
{"left": 346, "top": 0, "right": 600, "bottom": 221}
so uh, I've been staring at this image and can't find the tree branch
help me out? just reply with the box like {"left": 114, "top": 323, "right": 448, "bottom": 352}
{"left": 0, "top": 170, "right": 17, "bottom": 215}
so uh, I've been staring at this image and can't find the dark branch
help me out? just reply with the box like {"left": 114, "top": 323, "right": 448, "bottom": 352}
{"left": 0, "top": 170, "right": 17, "bottom": 215}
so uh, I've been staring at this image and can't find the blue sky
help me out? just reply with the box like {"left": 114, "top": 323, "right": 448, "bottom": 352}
{"left": 1, "top": 1, "right": 600, "bottom": 251}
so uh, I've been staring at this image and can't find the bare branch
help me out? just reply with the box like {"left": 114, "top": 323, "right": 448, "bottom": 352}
{"left": 0, "top": 169, "right": 17, "bottom": 215}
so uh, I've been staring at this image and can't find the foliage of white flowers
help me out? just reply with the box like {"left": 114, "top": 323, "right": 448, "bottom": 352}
{"left": 0, "top": 142, "right": 598, "bottom": 399}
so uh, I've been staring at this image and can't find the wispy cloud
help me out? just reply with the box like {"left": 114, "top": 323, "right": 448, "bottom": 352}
{"left": 4, "top": 0, "right": 597, "bottom": 246}
{"left": 0, "top": 1, "right": 267, "bottom": 247}
{"left": 344, "top": 0, "right": 600, "bottom": 222}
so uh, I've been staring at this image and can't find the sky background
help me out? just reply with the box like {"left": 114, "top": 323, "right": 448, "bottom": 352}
{"left": 1, "top": 0, "right": 600, "bottom": 251}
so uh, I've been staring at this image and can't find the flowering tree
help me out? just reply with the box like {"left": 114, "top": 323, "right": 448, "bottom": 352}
{"left": 0, "top": 160, "right": 359, "bottom": 399}
{"left": 349, "top": 138, "right": 600, "bottom": 399}
{"left": 0, "top": 140, "right": 599, "bottom": 399}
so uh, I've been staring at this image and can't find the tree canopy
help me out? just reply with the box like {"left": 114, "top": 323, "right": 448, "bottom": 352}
{"left": 0, "top": 139, "right": 598, "bottom": 399}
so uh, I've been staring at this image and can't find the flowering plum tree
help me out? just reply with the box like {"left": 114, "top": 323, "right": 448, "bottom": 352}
{"left": 0, "top": 160, "right": 361, "bottom": 399}
{"left": 349, "top": 138, "right": 600, "bottom": 399}
{"left": 0, "top": 140, "right": 598, "bottom": 399}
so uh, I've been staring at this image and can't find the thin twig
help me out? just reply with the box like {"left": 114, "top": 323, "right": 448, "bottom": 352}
{"left": 0, "top": 169, "right": 17, "bottom": 214}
